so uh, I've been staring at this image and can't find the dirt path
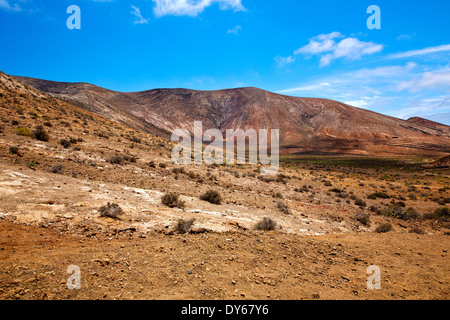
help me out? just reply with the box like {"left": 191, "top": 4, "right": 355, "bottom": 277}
{"left": 0, "top": 220, "right": 448, "bottom": 300}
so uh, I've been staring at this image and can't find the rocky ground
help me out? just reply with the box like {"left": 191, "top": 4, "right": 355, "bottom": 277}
{"left": 0, "top": 219, "right": 448, "bottom": 300}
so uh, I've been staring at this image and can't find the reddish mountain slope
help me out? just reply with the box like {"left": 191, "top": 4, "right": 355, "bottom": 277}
{"left": 14, "top": 75, "right": 450, "bottom": 156}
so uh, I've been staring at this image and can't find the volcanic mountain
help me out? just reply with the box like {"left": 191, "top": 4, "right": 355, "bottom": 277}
{"left": 14, "top": 74, "right": 450, "bottom": 156}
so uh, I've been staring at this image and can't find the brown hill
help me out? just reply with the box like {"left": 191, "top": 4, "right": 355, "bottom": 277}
{"left": 14, "top": 74, "right": 450, "bottom": 156}
{"left": 407, "top": 117, "right": 450, "bottom": 134}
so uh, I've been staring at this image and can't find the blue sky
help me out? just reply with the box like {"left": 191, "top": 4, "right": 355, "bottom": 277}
{"left": 1, "top": 0, "right": 450, "bottom": 124}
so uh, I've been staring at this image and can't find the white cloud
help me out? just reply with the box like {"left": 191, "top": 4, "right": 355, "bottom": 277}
{"left": 0, "top": 0, "right": 21, "bottom": 11}
{"left": 131, "top": 5, "right": 149, "bottom": 24}
{"left": 348, "top": 62, "right": 417, "bottom": 79}
{"left": 389, "top": 95, "right": 450, "bottom": 120}
{"left": 294, "top": 32, "right": 343, "bottom": 55}
{"left": 278, "top": 82, "right": 331, "bottom": 94}
{"left": 293, "top": 32, "right": 383, "bottom": 67}
{"left": 343, "top": 100, "right": 370, "bottom": 109}
{"left": 398, "top": 70, "right": 450, "bottom": 92}
{"left": 388, "top": 44, "right": 450, "bottom": 59}
{"left": 278, "top": 63, "right": 416, "bottom": 96}
{"left": 227, "top": 25, "right": 241, "bottom": 35}
{"left": 274, "top": 55, "right": 295, "bottom": 68}
{"left": 152, "top": 0, "right": 245, "bottom": 17}
{"left": 420, "top": 112, "right": 450, "bottom": 125}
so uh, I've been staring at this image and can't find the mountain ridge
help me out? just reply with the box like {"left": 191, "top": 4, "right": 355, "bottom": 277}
{"left": 11, "top": 72, "right": 450, "bottom": 156}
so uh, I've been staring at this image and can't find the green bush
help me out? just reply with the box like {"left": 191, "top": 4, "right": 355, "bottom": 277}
{"left": 380, "top": 205, "right": 420, "bottom": 220}
{"left": 15, "top": 127, "right": 32, "bottom": 136}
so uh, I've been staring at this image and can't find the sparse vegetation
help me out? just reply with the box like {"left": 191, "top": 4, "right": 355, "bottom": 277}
{"left": 199, "top": 190, "right": 222, "bottom": 205}
{"left": 49, "top": 164, "right": 63, "bottom": 174}
{"left": 323, "top": 180, "right": 332, "bottom": 187}
{"left": 32, "top": 125, "right": 49, "bottom": 142}
{"left": 367, "top": 192, "right": 390, "bottom": 199}
{"left": 9, "top": 146, "right": 19, "bottom": 154}
{"left": 161, "top": 193, "right": 186, "bottom": 209}
{"left": 424, "top": 207, "right": 450, "bottom": 221}
{"left": 107, "top": 156, "right": 124, "bottom": 165}
{"left": 375, "top": 223, "right": 392, "bottom": 233}
{"left": 254, "top": 217, "right": 277, "bottom": 231}
{"left": 380, "top": 205, "right": 420, "bottom": 220}
{"left": 272, "top": 192, "right": 283, "bottom": 199}
{"left": 174, "top": 218, "right": 194, "bottom": 234}
{"left": 98, "top": 202, "right": 123, "bottom": 219}
{"left": 60, "top": 139, "right": 71, "bottom": 148}
{"left": 356, "top": 213, "right": 371, "bottom": 226}
{"left": 15, "top": 127, "right": 32, "bottom": 136}
{"left": 354, "top": 199, "right": 367, "bottom": 207}
{"left": 25, "top": 161, "right": 38, "bottom": 168}
{"left": 277, "top": 201, "right": 290, "bottom": 215}
{"left": 410, "top": 227, "right": 425, "bottom": 235}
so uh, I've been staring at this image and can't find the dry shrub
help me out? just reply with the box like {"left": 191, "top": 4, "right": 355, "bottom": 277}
{"left": 99, "top": 202, "right": 123, "bottom": 219}
{"left": 161, "top": 193, "right": 186, "bottom": 209}
{"left": 174, "top": 219, "right": 194, "bottom": 234}
{"left": 200, "top": 190, "right": 222, "bottom": 205}
{"left": 254, "top": 217, "right": 277, "bottom": 231}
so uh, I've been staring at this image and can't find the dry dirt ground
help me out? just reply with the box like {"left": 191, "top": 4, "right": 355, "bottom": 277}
{"left": 0, "top": 219, "right": 448, "bottom": 300}
{"left": 0, "top": 72, "right": 449, "bottom": 300}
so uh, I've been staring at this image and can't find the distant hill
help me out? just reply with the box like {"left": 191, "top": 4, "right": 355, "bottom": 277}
{"left": 14, "top": 74, "right": 450, "bottom": 156}
{"left": 407, "top": 117, "right": 450, "bottom": 134}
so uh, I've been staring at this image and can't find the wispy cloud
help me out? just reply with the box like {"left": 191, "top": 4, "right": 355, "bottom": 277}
{"left": 278, "top": 63, "right": 416, "bottom": 95}
{"left": 227, "top": 25, "right": 241, "bottom": 35}
{"left": 292, "top": 32, "right": 383, "bottom": 67}
{"left": 131, "top": 5, "right": 149, "bottom": 24}
{"left": 388, "top": 44, "right": 450, "bottom": 59}
{"left": 390, "top": 95, "right": 450, "bottom": 120}
{"left": 398, "top": 68, "right": 450, "bottom": 92}
{"left": 274, "top": 55, "right": 295, "bottom": 68}
{"left": 0, "top": 0, "right": 21, "bottom": 12}
{"left": 277, "top": 62, "right": 425, "bottom": 117}
{"left": 278, "top": 82, "right": 331, "bottom": 94}
{"left": 152, "top": 0, "right": 245, "bottom": 17}
{"left": 277, "top": 59, "right": 450, "bottom": 122}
